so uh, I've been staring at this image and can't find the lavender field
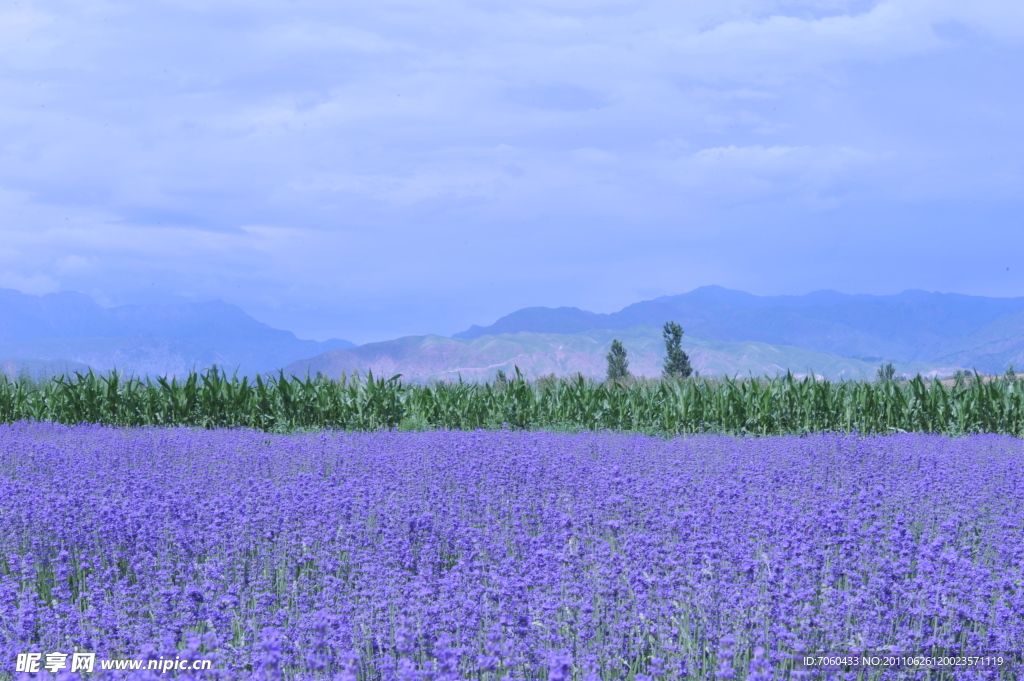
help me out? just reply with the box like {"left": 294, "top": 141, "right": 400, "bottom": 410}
{"left": 1, "top": 424, "right": 1023, "bottom": 680}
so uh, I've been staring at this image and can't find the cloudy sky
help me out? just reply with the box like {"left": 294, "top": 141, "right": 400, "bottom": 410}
{"left": 1, "top": 0, "right": 1021, "bottom": 343}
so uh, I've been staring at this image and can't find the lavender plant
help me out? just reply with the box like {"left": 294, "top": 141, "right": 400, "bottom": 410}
{"left": 0, "top": 424, "right": 1022, "bottom": 680}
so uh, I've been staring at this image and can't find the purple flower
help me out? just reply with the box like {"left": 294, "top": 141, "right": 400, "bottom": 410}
{"left": 546, "top": 649, "right": 573, "bottom": 681}
{"left": 0, "top": 426, "right": 1021, "bottom": 680}
{"left": 748, "top": 646, "right": 772, "bottom": 681}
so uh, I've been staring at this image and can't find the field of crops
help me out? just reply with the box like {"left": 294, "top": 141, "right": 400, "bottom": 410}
{"left": 1, "top": 368, "right": 1023, "bottom": 436}
{"left": 1, "top": 424, "right": 1022, "bottom": 680}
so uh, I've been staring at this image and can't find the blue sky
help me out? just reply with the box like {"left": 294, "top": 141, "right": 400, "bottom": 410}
{"left": 1, "top": 0, "right": 1021, "bottom": 344}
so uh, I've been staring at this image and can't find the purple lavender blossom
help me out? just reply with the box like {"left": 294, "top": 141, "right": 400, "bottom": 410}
{"left": 0, "top": 424, "right": 1022, "bottom": 679}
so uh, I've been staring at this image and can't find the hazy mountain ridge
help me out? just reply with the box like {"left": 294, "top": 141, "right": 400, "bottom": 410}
{"left": 1, "top": 357, "right": 92, "bottom": 381}
{"left": 453, "top": 286, "right": 1024, "bottom": 372}
{"left": 0, "top": 288, "right": 355, "bottom": 378}
{"left": 929, "top": 310, "right": 1024, "bottom": 371}
{"left": 4, "top": 285, "right": 1018, "bottom": 383}
{"left": 282, "top": 326, "right": 957, "bottom": 384}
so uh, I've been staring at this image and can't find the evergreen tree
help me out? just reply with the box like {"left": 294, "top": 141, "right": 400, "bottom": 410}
{"left": 606, "top": 339, "right": 630, "bottom": 381}
{"left": 661, "top": 321, "right": 693, "bottom": 379}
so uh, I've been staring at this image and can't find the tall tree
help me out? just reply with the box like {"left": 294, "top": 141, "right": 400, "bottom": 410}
{"left": 876, "top": 362, "right": 896, "bottom": 383}
{"left": 662, "top": 321, "right": 693, "bottom": 379}
{"left": 606, "top": 339, "right": 630, "bottom": 381}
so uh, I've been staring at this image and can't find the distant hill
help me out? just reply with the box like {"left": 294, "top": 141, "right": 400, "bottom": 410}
{"left": 282, "top": 326, "right": 957, "bottom": 384}
{"left": 929, "top": 309, "right": 1024, "bottom": 372}
{"left": 0, "top": 288, "right": 354, "bottom": 378}
{"left": 453, "top": 286, "right": 1024, "bottom": 373}
{"left": 1, "top": 357, "right": 92, "bottom": 382}
{"left": 5, "top": 285, "right": 1017, "bottom": 384}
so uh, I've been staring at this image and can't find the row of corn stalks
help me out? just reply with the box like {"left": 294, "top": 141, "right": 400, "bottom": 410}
{"left": 0, "top": 367, "right": 1021, "bottom": 436}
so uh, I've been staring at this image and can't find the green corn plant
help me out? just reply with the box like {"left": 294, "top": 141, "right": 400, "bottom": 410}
{"left": 3, "top": 367, "right": 1024, "bottom": 436}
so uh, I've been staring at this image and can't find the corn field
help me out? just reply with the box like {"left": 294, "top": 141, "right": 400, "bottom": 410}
{"left": 0, "top": 366, "right": 1022, "bottom": 436}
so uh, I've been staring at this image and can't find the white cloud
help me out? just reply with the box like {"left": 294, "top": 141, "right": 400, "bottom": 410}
{"left": 927, "top": 0, "right": 1024, "bottom": 41}
{"left": 54, "top": 254, "right": 98, "bottom": 274}
{"left": 0, "top": 6, "right": 55, "bottom": 67}
{"left": 0, "top": 271, "right": 59, "bottom": 295}
{"left": 670, "top": 144, "right": 886, "bottom": 202}
{"left": 257, "top": 23, "right": 407, "bottom": 54}
{"left": 627, "top": 0, "right": 1024, "bottom": 86}
{"left": 572, "top": 148, "right": 617, "bottom": 164}
{"left": 0, "top": 0, "right": 1020, "bottom": 335}
{"left": 662, "top": 3, "right": 940, "bottom": 83}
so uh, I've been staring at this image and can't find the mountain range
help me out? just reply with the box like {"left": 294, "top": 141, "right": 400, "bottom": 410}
{"left": 453, "top": 286, "right": 1024, "bottom": 374}
{"left": 280, "top": 326, "right": 954, "bottom": 384}
{"left": 0, "top": 288, "right": 353, "bottom": 379}
{"left": 3, "top": 285, "right": 1022, "bottom": 383}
